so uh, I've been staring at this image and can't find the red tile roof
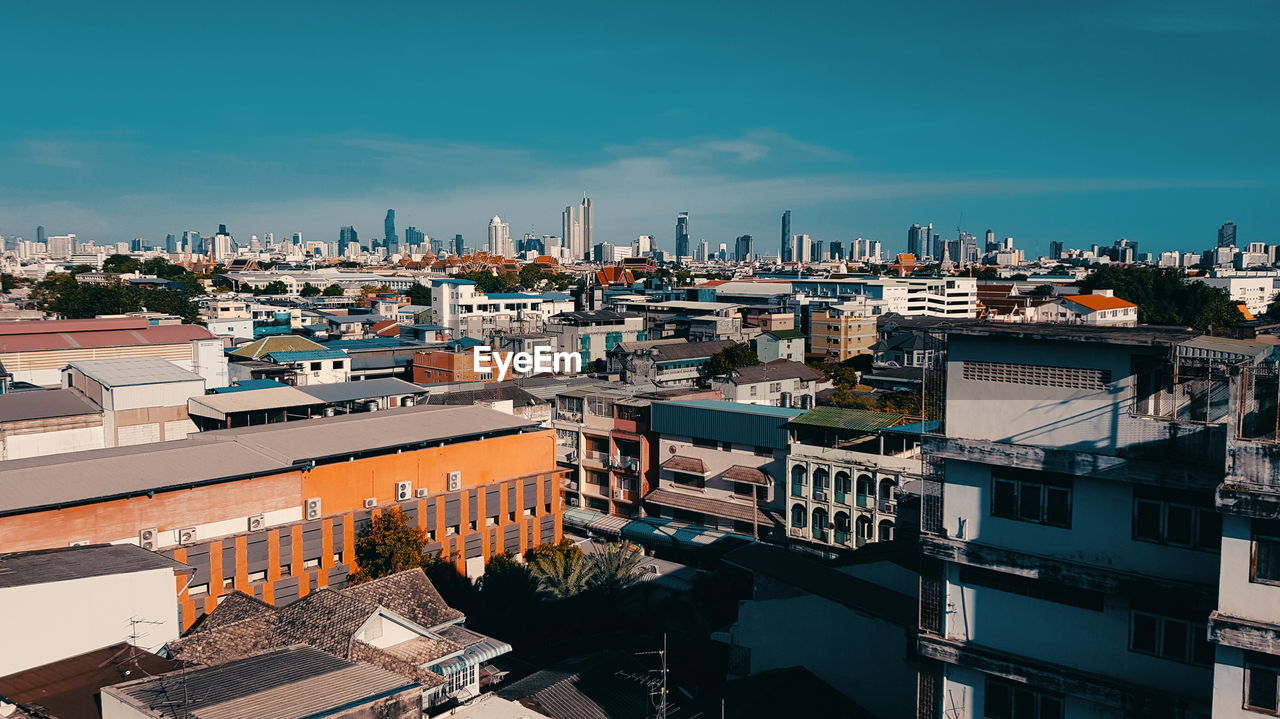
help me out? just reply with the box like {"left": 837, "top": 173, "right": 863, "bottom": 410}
{"left": 1060, "top": 294, "right": 1137, "bottom": 311}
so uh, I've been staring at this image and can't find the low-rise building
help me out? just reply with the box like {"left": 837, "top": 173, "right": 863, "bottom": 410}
{"left": 228, "top": 335, "right": 350, "bottom": 385}
{"left": 752, "top": 328, "right": 806, "bottom": 362}
{"left": 0, "top": 389, "right": 104, "bottom": 460}
{"left": 544, "top": 310, "right": 647, "bottom": 367}
{"left": 429, "top": 278, "right": 575, "bottom": 336}
{"left": 711, "top": 359, "right": 827, "bottom": 408}
{"left": 1035, "top": 289, "right": 1139, "bottom": 326}
{"left": 608, "top": 338, "right": 737, "bottom": 387}
{"left": 62, "top": 357, "right": 205, "bottom": 446}
{"left": 808, "top": 301, "right": 877, "bottom": 361}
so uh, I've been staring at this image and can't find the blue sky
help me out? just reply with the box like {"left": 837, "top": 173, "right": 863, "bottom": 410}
{"left": 1, "top": 0, "right": 1277, "bottom": 255}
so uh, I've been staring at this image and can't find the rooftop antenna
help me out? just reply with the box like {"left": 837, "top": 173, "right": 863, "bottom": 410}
{"left": 636, "top": 633, "right": 671, "bottom": 719}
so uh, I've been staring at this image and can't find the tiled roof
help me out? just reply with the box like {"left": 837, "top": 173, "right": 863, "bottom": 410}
{"left": 1060, "top": 294, "right": 1138, "bottom": 311}
{"left": 660, "top": 455, "right": 707, "bottom": 474}
{"left": 789, "top": 406, "right": 908, "bottom": 432}
{"left": 229, "top": 335, "right": 327, "bottom": 359}
{"left": 727, "top": 359, "right": 823, "bottom": 384}
{"left": 342, "top": 568, "right": 463, "bottom": 629}
{"left": 651, "top": 339, "right": 736, "bottom": 362}
{"left": 722, "top": 465, "right": 770, "bottom": 486}
{"left": 644, "top": 488, "right": 779, "bottom": 526}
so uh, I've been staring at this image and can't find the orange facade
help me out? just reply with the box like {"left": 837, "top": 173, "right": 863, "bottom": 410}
{"left": 412, "top": 350, "right": 494, "bottom": 384}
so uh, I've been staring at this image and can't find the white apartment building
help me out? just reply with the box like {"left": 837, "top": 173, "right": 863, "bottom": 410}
{"left": 429, "top": 278, "right": 575, "bottom": 337}
{"left": 1202, "top": 275, "right": 1277, "bottom": 316}
{"left": 793, "top": 276, "right": 979, "bottom": 318}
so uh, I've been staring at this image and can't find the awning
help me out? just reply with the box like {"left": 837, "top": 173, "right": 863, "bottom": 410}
{"left": 429, "top": 633, "right": 513, "bottom": 677}
{"left": 563, "top": 507, "right": 628, "bottom": 536}
{"left": 643, "top": 487, "right": 778, "bottom": 526}
{"left": 621, "top": 516, "right": 751, "bottom": 549}
{"left": 722, "top": 465, "right": 770, "bottom": 486}
{"left": 661, "top": 455, "right": 708, "bottom": 473}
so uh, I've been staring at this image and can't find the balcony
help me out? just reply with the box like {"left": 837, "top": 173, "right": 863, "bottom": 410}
{"left": 582, "top": 450, "right": 610, "bottom": 469}
{"left": 835, "top": 491, "right": 848, "bottom": 505}
{"left": 613, "top": 456, "right": 641, "bottom": 474}
{"left": 878, "top": 499, "right": 897, "bottom": 514}
{"left": 834, "top": 530, "right": 851, "bottom": 545}
{"left": 555, "top": 410, "right": 584, "bottom": 424}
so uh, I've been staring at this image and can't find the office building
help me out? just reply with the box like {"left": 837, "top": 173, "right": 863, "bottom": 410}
{"left": 338, "top": 225, "right": 358, "bottom": 256}
{"left": 454, "top": 233, "right": 465, "bottom": 256}
{"left": 676, "top": 212, "right": 691, "bottom": 258}
{"left": 384, "top": 208, "right": 398, "bottom": 253}
{"left": 735, "top": 234, "right": 753, "bottom": 262}
{"left": 782, "top": 210, "right": 792, "bottom": 262}
{"left": 404, "top": 225, "right": 425, "bottom": 251}
{"left": 1219, "top": 221, "right": 1238, "bottom": 248}
{"left": 908, "top": 224, "right": 931, "bottom": 259}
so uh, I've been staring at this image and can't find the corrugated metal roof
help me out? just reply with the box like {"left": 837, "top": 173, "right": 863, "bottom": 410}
{"left": 0, "top": 389, "right": 99, "bottom": 423}
{"left": 297, "top": 378, "right": 426, "bottom": 404}
{"left": 67, "top": 357, "right": 204, "bottom": 387}
{"left": 265, "top": 349, "right": 349, "bottom": 362}
{"left": 789, "top": 406, "right": 907, "bottom": 432}
{"left": 0, "top": 323, "right": 214, "bottom": 353}
{"left": 651, "top": 400, "right": 803, "bottom": 449}
{"left": 0, "top": 643, "right": 180, "bottom": 719}
{"left": 228, "top": 335, "right": 327, "bottom": 359}
{"left": 0, "top": 544, "right": 190, "bottom": 588}
{"left": 209, "top": 379, "right": 289, "bottom": 393}
{"left": 188, "top": 386, "right": 324, "bottom": 418}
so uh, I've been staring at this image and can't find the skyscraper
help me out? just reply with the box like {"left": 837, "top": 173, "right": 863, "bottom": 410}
{"left": 453, "top": 234, "right": 465, "bottom": 256}
{"left": 580, "top": 194, "right": 592, "bottom": 255}
{"left": 165, "top": 234, "right": 178, "bottom": 253}
{"left": 1049, "top": 241, "right": 1064, "bottom": 260}
{"left": 907, "top": 224, "right": 931, "bottom": 258}
{"left": 488, "top": 216, "right": 512, "bottom": 256}
{"left": 675, "top": 212, "right": 690, "bottom": 258}
{"left": 35, "top": 226, "right": 45, "bottom": 245}
{"left": 791, "top": 234, "right": 811, "bottom": 264}
{"left": 559, "top": 194, "right": 592, "bottom": 261}
{"left": 404, "top": 226, "right": 425, "bottom": 251}
{"left": 830, "top": 240, "right": 844, "bottom": 260}
{"left": 339, "top": 226, "right": 358, "bottom": 256}
{"left": 734, "top": 234, "right": 753, "bottom": 262}
{"left": 985, "top": 229, "right": 998, "bottom": 252}
{"left": 384, "top": 210, "right": 398, "bottom": 254}
{"left": 1218, "top": 222, "right": 1238, "bottom": 248}
{"left": 781, "top": 210, "right": 791, "bottom": 262}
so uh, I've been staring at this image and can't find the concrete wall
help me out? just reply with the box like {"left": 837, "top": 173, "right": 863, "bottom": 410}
{"left": 0, "top": 567, "right": 180, "bottom": 675}
{"left": 941, "top": 664, "right": 1126, "bottom": 719}
{"left": 1218, "top": 514, "right": 1280, "bottom": 622}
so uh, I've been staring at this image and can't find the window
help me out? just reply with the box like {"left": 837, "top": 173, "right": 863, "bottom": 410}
{"left": 1132, "top": 488, "right": 1220, "bottom": 552}
{"left": 754, "top": 446, "right": 772, "bottom": 456}
{"left": 835, "top": 472, "right": 852, "bottom": 504}
{"left": 1129, "top": 610, "right": 1212, "bottom": 665}
{"left": 672, "top": 472, "right": 704, "bottom": 489}
{"left": 733, "top": 482, "right": 754, "bottom": 497}
{"left": 189, "top": 583, "right": 209, "bottom": 596}
{"left": 310, "top": 362, "right": 322, "bottom": 371}
{"left": 791, "top": 466, "right": 807, "bottom": 497}
{"left": 992, "top": 470, "right": 1071, "bottom": 528}
{"left": 692, "top": 437, "right": 717, "bottom": 449}
{"left": 812, "top": 468, "right": 829, "bottom": 499}
{"left": 855, "top": 474, "right": 873, "bottom": 508}
{"left": 1246, "top": 653, "right": 1280, "bottom": 714}
{"left": 964, "top": 360, "right": 1110, "bottom": 391}
{"left": 587, "top": 471, "right": 609, "bottom": 487}
{"left": 333, "top": 361, "right": 344, "bottom": 369}
{"left": 790, "top": 504, "right": 806, "bottom": 528}
{"left": 303, "top": 557, "right": 321, "bottom": 568}
{"left": 1253, "top": 520, "right": 1280, "bottom": 585}
{"left": 282, "top": 563, "right": 292, "bottom": 576}
{"left": 333, "top": 552, "right": 344, "bottom": 564}
{"left": 984, "top": 676, "right": 1063, "bottom": 719}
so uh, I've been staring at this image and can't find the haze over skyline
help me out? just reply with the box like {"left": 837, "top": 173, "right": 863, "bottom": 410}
{"left": 1, "top": 0, "right": 1277, "bottom": 255}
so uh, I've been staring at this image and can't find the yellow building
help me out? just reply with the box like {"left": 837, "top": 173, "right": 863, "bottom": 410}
{"left": 809, "top": 302, "right": 877, "bottom": 361}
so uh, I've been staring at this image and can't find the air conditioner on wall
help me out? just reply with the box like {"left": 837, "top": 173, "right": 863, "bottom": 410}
{"left": 248, "top": 515, "right": 265, "bottom": 532}
{"left": 139, "top": 528, "right": 157, "bottom": 550}
{"left": 447, "top": 471, "right": 462, "bottom": 492}
{"left": 177, "top": 527, "right": 197, "bottom": 545}
{"left": 363, "top": 498, "right": 377, "bottom": 509}
{"left": 416, "top": 488, "right": 430, "bottom": 499}
{"left": 305, "top": 498, "right": 322, "bottom": 520}
{"left": 396, "top": 481, "right": 412, "bottom": 501}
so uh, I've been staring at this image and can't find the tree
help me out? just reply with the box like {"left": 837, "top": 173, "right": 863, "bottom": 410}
{"left": 406, "top": 283, "right": 432, "bottom": 305}
{"left": 703, "top": 342, "right": 761, "bottom": 377}
{"left": 254, "top": 280, "right": 289, "bottom": 296}
{"left": 1009, "top": 273, "right": 1029, "bottom": 281}
{"left": 30, "top": 273, "right": 200, "bottom": 323}
{"left": 1027, "top": 284, "right": 1055, "bottom": 297}
{"left": 1077, "top": 266, "right": 1238, "bottom": 331}
{"left": 299, "top": 282, "right": 322, "bottom": 297}
{"left": 586, "top": 543, "right": 646, "bottom": 595}
{"left": 322, "top": 283, "right": 346, "bottom": 296}
{"left": 350, "top": 507, "right": 429, "bottom": 584}
{"left": 529, "top": 547, "right": 592, "bottom": 599}
{"left": 102, "top": 254, "right": 141, "bottom": 274}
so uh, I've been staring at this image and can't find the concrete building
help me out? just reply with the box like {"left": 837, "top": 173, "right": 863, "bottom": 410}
{"left": 544, "top": 310, "right": 647, "bottom": 367}
{"left": 62, "top": 357, "right": 205, "bottom": 446}
{"left": 711, "top": 359, "right": 828, "bottom": 408}
{"left": 1035, "top": 290, "right": 1140, "bottom": 326}
{"left": 646, "top": 400, "right": 803, "bottom": 539}
{"left": 0, "top": 318, "right": 228, "bottom": 388}
{"left": 429, "top": 279, "right": 574, "bottom": 337}
{"left": 607, "top": 338, "right": 736, "bottom": 387}
{"left": 0, "top": 389, "right": 105, "bottom": 460}
{"left": 228, "top": 335, "right": 351, "bottom": 386}
{"left": 793, "top": 276, "right": 979, "bottom": 318}
{"left": 0, "top": 404, "right": 563, "bottom": 628}
{"left": 0, "top": 544, "right": 191, "bottom": 676}
{"left": 808, "top": 301, "right": 878, "bottom": 361}
{"left": 1203, "top": 275, "right": 1277, "bottom": 316}
{"left": 752, "top": 329, "right": 806, "bottom": 363}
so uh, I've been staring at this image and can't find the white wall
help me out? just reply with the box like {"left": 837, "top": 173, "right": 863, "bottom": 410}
{"left": 1217, "top": 514, "right": 1280, "bottom": 622}
{"left": 0, "top": 567, "right": 181, "bottom": 675}
{"left": 2, "top": 425, "right": 105, "bottom": 460}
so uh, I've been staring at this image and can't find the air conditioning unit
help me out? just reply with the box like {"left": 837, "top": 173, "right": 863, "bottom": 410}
{"left": 177, "top": 527, "right": 197, "bottom": 545}
{"left": 396, "top": 481, "right": 412, "bottom": 501}
{"left": 248, "top": 514, "right": 265, "bottom": 532}
{"left": 788, "top": 528, "right": 804, "bottom": 538}
{"left": 447, "top": 471, "right": 461, "bottom": 492}
{"left": 568, "top": 496, "right": 580, "bottom": 507}
{"left": 363, "top": 498, "right": 377, "bottom": 509}
{"left": 305, "top": 498, "right": 322, "bottom": 520}
{"left": 68, "top": 539, "right": 90, "bottom": 547}
{"left": 139, "top": 528, "right": 157, "bottom": 550}
{"left": 613, "top": 489, "right": 626, "bottom": 500}
{"left": 415, "top": 488, "right": 430, "bottom": 499}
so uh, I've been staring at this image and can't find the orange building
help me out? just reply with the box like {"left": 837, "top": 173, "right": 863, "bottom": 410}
{"left": 412, "top": 348, "right": 497, "bottom": 384}
{"left": 0, "top": 404, "right": 562, "bottom": 628}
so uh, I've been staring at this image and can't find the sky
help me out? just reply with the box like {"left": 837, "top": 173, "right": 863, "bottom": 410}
{"left": 1, "top": 0, "right": 1278, "bottom": 256}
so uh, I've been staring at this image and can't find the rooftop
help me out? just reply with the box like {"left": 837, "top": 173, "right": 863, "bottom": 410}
{"left": 661, "top": 399, "right": 807, "bottom": 419}
{"left": 188, "top": 386, "right": 325, "bottom": 418}
{"left": 763, "top": 328, "right": 806, "bottom": 340}
{"left": 1060, "top": 293, "right": 1139, "bottom": 311}
{"left": 0, "top": 643, "right": 180, "bottom": 719}
{"left": 0, "top": 404, "right": 539, "bottom": 515}
{"left": 104, "top": 645, "right": 420, "bottom": 719}
{"left": 725, "top": 359, "right": 824, "bottom": 384}
{"left": 0, "top": 320, "right": 214, "bottom": 354}
{"left": 0, "top": 544, "right": 190, "bottom": 589}
{"left": 939, "top": 322, "right": 1198, "bottom": 346}
{"left": 0, "top": 388, "right": 99, "bottom": 423}
{"left": 65, "top": 357, "right": 204, "bottom": 387}
{"left": 790, "top": 406, "right": 909, "bottom": 432}
{"left": 228, "top": 335, "right": 327, "bottom": 359}
{"left": 296, "top": 378, "right": 426, "bottom": 404}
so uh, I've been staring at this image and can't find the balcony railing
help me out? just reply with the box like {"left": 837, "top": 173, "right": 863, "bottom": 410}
{"left": 812, "top": 528, "right": 829, "bottom": 542}
{"left": 556, "top": 410, "right": 583, "bottom": 423}
{"left": 835, "top": 491, "right": 848, "bottom": 505}
{"left": 856, "top": 495, "right": 871, "bottom": 508}
{"left": 834, "top": 530, "right": 851, "bottom": 545}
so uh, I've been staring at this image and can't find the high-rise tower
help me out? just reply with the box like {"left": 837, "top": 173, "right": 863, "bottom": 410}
{"left": 675, "top": 212, "right": 690, "bottom": 258}
{"left": 781, "top": 210, "right": 791, "bottom": 262}
{"left": 384, "top": 210, "right": 398, "bottom": 254}
{"left": 488, "top": 216, "right": 512, "bottom": 256}
{"left": 1218, "top": 222, "right": 1238, "bottom": 248}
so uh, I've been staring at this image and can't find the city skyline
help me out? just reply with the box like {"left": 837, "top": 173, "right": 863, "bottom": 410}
{"left": 1, "top": 2, "right": 1277, "bottom": 253}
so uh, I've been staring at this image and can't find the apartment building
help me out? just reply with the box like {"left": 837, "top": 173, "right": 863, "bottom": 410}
{"left": 752, "top": 329, "right": 806, "bottom": 363}
{"left": 429, "top": 278, "right": 574, "bottom": 336}
{"left": 793, "top": 276, "right": 979, "bottom": 318}
{"left": 915, "top": 324, "right": 1236, "bottom": 718}
{"left": 227, "top": 335, "right": 351, "bottom": 385}
{"left": 1202, "top": 275, "right": 1277, "bottom": 316}
{"left": 785, "top": 406, "right": 922, "bottom": 552}
{"left": 608, "top": 338, "right": 736, "bottom": 387}
{"left": 808, "top": 301, "right": 879, "bottom": 361}
{"left": 0, "top": 317, "right": 228, "bottom": 387}
{"left": 544, "top": 310, "right": 647, "bottom": 366}
{"left": 0, "top": 404, "right": 563, "bottom": 629}
{"left": 711, "top": 359, "right": 827, "bottom": 407}
{"left": 552, "top": 386, "right": 718, "bottom": 516}
{"left": 646, "top": 400, "right": 802, "bottom": 539}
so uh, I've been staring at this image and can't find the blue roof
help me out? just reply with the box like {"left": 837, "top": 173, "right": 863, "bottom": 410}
{"left": 484, "top": 293, "right": 541, "bottom": 300}
{"left": 406, "top": 324, "right": 448, "bottom": 331}
{"left": 209, "top": 379, "right": 288, "bottom": 393}
{"left": 265, "top": 349, "right": 348, "bottom": 362}
{"left": 539, "top": 292, "right": 573, "bottom": 301}
{"left": 318, "top": 337, "right": 408, "bottom": 351}
{"left": 432, "top": 278, "right": 475, "bottom": 286}
{"left": 447, "top": 336, "right": 485, "bottom": 350}
{"left": 252, "top": 325, "right": 294, "bottom": 336}
{"left": 885, "top": 419, "right": 942, "bottom": 435}
{"left": 662, "top": 399, "right": 806, "bottom": 419}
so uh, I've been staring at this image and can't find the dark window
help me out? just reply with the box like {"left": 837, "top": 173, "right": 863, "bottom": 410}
{"left": 310, "top": 362, "right": 322, "bottom": 371}
{"left": 1254, "top": 520, "right": 1280, "bottom": 585}
{"left": 672, "top": 472, "right": 705, "bottom": 489}
{"left": 984, "top": 676, "right": 1064, "bottom": 719}
{"left": 1247, "top": 654, "right": 1280, "bottom": 713}
{"left": 1132, "top": 488, "right": 1220, "bottom": 552}
{"left": 333, "top": 361, "right": 344, "bottom": 369}
{"left": 1129, "top": 611, "right": 1211, "bottom": 666}
{"left": 991, "top": 470, "right": 1071, "bottom": 528}
{"left": 692, "top": 437, "right": 716, "bottom": 449}
{"left": 754, "top": 446, "right": 772, "bottom": 456}
{"left": 733, "top": 482, "right": 754, "bottom": 497}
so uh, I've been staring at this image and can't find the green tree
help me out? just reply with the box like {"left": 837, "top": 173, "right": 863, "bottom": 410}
{"left": 586, "top": 543, "right": 646, "bottom": 595}
{"left": 322, "top": 283, "right": 346, "bottom": 296}
{"left": 102, "top": 254, "right": 141, "bottom": 274}
{"left": 299, "top": 282, "right": 322, "bottom": 297}
{"left": 350, "top": 507, "right": 429, "bottom": 584}
{"left": 1077, "top": 266, "right": 1238, "bottom": 331}
{"left": 529, "top": 546, "right": 592, "bottom": 599}
{"left": 703, "top": 342, "right": 761, "bottom": 377}
{"left": 68, "top": 264, "right": 95, "bottom": 275}
{"left": 405, "top": 283, "right": 432, "bottom": 305}
{"left": 254, "top": 280, "right": 289, "bottom": 295}
{"left": 1009, "top": 273, "right": 1029, "bottom": 281}
{"left": 1027, "top": 284, "right": 1055, "bottom": 297}
{"left": 30, "top": 273, "right": 200, "bottom": 323}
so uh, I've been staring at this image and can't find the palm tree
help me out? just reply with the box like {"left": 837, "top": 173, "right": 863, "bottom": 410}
{"left": 586, "top": 542, "right": 647, "bottom": 595}
{"left": 529, "top": 548, "right": 592, "bottom": 599}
